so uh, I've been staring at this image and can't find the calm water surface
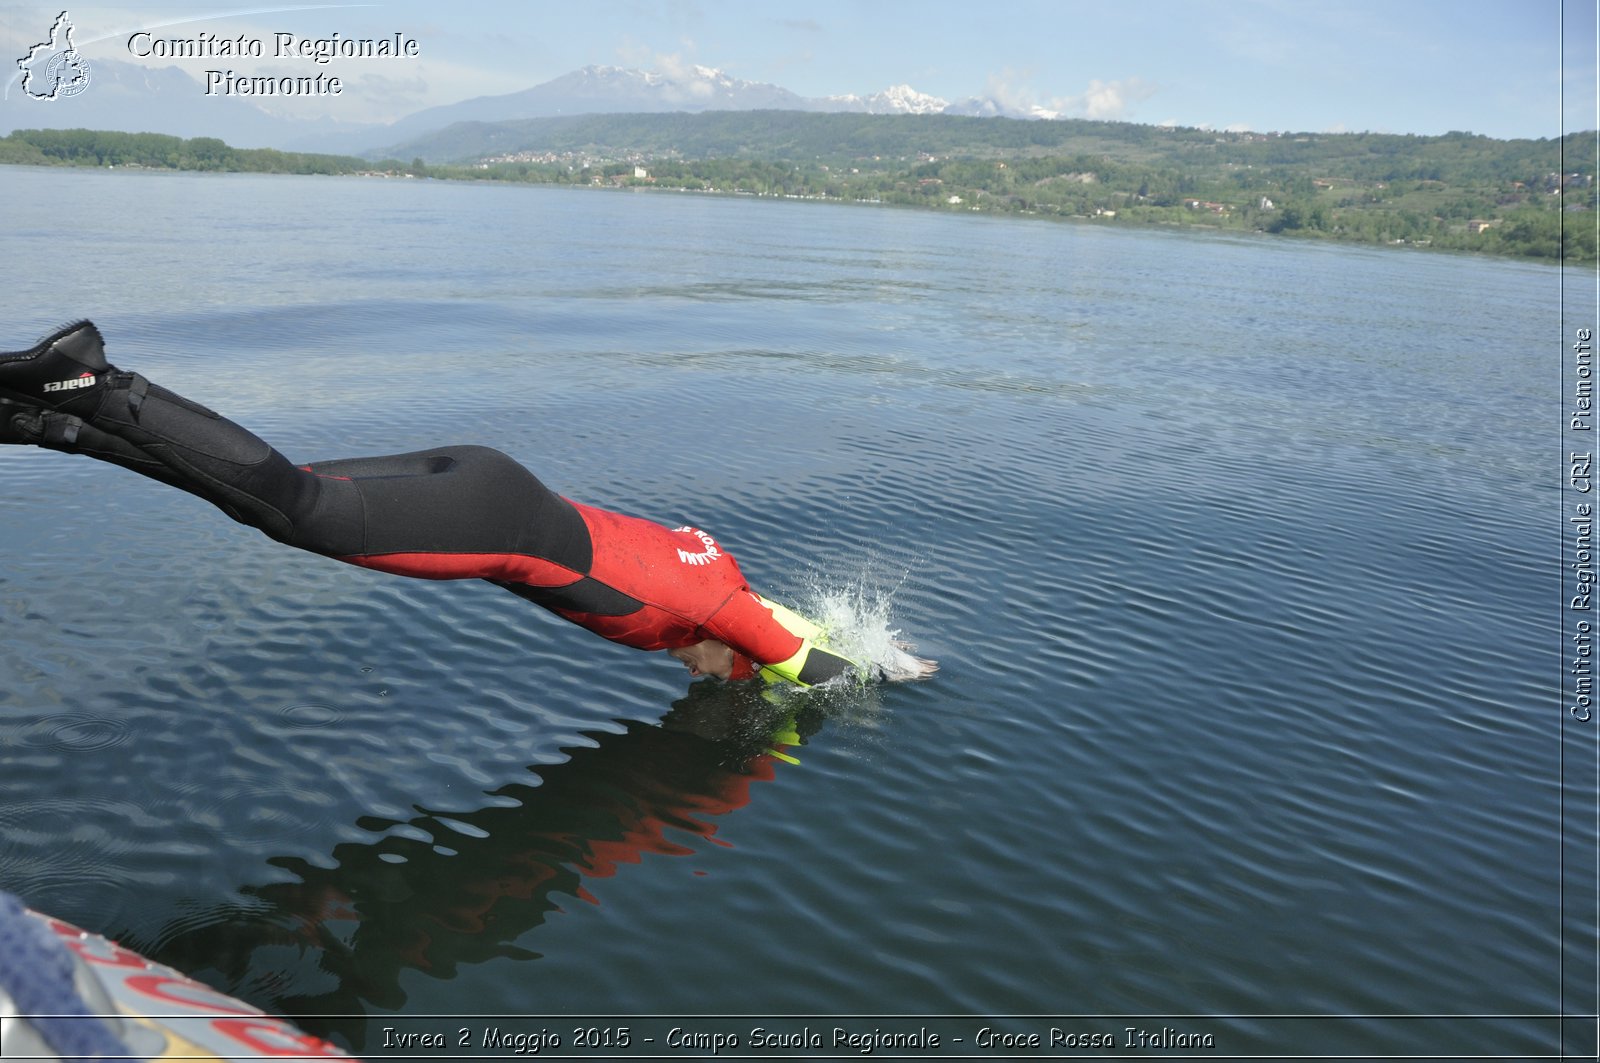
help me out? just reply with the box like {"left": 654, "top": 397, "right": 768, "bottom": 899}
{"left": 0, "top": 167, "right": 1572, "bottom": 1056}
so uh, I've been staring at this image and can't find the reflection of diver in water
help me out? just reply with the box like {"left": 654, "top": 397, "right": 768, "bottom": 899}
{"left": 0, "top": 321, "right": 934, "bottom": 687}
{"left": 141, "top": 682, "right": 844, "bottom": 1053}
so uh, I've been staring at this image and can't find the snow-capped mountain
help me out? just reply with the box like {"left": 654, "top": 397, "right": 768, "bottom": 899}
{"left": 823, "top": 84, "right": 951, "bottom": 115}
{"left": 532, "top": 64, "right": 814, "bottom": 114}
{"left": 286, "top": 65, "right": 987, "bottom": 154}
{"left": 428, "top": 65, "right": 1055, "bottom": 122}
{"left": 942, "top": 96, "right": 1064, "bottom": 120}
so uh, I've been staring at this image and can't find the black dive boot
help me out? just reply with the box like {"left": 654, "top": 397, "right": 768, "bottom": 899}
{"left": 0, "top": 320, "right": 325, "bottom": 545}
{"left": 0, "top": 320, "right": 117, "bottom": 417}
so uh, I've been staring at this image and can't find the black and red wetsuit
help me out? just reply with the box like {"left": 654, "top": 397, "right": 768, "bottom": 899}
{"left": 297, "top": 446, "right": 816, "bottom": 670}
{"left": 0, "top": 322, "right": 849, "bottom": 683}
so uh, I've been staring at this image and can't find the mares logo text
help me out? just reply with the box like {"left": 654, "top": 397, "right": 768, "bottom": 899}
{"left": 42, "top": 372, "right": 97, "bottom": 393}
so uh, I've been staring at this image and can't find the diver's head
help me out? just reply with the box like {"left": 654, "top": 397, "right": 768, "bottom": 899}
{"left": 668, "top": 639, "right": 750, "bottom": 681}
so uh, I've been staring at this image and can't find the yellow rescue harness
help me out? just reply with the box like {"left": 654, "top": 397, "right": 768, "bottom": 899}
{"left": 749, "top": 594, "right": 860, "bottom": 687}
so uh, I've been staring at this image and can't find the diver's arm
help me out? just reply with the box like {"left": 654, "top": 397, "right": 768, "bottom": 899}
{"left": 703, "top": 589, "right": 864, "bottom": 687}
{"left": 760, "top": 644, "right": 855, "bottom": 687}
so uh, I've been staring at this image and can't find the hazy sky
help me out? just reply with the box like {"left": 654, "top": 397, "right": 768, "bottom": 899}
{"left": 2, "top": 0, "right": 1593, "bottom": 136}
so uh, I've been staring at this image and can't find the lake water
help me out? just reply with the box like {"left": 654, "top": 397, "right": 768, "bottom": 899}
{"left": 0, "top": 165, "right": 1584, "bottom": 1058}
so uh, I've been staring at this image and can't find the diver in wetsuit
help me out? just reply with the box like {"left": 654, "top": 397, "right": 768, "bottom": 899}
{"left": 0, "top": 321, "right": 925, "bottom": 686}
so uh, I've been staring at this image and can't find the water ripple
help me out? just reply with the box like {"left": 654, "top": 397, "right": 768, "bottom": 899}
{"left": 17, "top": 712, "right": 135, "bottom": 752}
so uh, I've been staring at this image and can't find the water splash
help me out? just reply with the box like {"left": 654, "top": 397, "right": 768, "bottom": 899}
{"left": 792, "top": 568, "right": 937, "bottom": 684}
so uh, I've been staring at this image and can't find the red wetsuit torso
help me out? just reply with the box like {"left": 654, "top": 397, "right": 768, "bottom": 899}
{"left": 555, "top": 501, "right": 800, "bottom": 661}
{"left": 341, "top": 496, "right": 807, "bottom": 668}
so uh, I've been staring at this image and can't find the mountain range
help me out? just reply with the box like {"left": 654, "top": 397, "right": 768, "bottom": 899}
{"left": 0, "top": 60, "right": 1053, "bottom": 157}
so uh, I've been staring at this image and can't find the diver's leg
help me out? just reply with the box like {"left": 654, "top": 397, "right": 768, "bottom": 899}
{"left": 0, "top": 322, "right": 590, "bottom": 572}
{"left": 300, "top": 446, "right": 592, "bottom": 574}
{"left": 0, "top": 321, "right": 351, "bottom": 548}
{"left": 2, "top": 396, "right": 190, "bottom": 493}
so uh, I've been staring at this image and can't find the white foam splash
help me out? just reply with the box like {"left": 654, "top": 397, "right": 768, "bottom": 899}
{"left": 797, "top": 573, "right": 937, "bottom": 684}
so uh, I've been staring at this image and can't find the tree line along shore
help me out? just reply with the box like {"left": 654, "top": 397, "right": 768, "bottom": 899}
{"left": 2, "top": 115, "right": 1592, "bottom": 263}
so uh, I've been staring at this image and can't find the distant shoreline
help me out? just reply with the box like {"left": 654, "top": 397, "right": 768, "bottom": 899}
{"left": 3, "top": 122, "right": 1592, "bottom": 264}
